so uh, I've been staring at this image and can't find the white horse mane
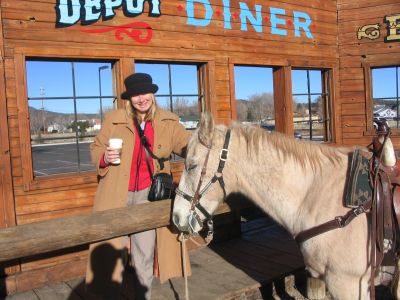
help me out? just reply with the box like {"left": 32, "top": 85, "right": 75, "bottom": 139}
{"left": 210, "top": 122, "right": 355, "bottom": 172}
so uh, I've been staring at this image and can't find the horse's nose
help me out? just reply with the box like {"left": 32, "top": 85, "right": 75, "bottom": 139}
{"left": 172, "top": 212, "right": 188, "bottom": 232}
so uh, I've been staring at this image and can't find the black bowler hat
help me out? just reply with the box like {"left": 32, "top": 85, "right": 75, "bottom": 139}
{"left": 121, "top": 73, "right": 159, "bottom": 100}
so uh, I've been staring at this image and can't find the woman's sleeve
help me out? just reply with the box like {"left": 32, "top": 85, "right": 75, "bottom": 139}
{"left": 172, "top": 121, "right": 191, "bottom": 158}
{"left": 90, "top": 113, "right": 113, "bottom": 176}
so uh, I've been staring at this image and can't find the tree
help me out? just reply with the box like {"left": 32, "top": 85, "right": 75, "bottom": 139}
{"left": 247, "top": 92, "right": 274, "bottom": 122}
{"left": 173, "top": 97, "right": 198, "bottom": 118}
{"left": 236, "top": 100, "right": 248, "bottom": 122}
{"left": 68, "top": 120, "right": 90, "bottom": 134}
{"left": 29, "top": 108, "right": 43, "bottom": 134}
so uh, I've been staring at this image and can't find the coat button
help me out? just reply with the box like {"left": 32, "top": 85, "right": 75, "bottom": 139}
{"left": 158, "top": 144, "right": 161, "bottom": 149}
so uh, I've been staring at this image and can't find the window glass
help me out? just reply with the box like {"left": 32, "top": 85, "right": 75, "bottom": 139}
{"left": 292, "top": 69, "right": 330, "bottom": 142}
{"left": 26, "top": 60, "right": 115, "bottom": 177}
{"left": 372, "top": 66, "right": 400, "bottom": 129}
{"left": 234, "top": 66, "right": 274, "bottom": 125}
{"left": 135, "top": 63, "right": 170, "bottom": 95}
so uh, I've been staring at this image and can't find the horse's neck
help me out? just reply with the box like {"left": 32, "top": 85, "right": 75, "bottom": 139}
{"left": 227, "top": 133, "right": 347, "bottom": 234}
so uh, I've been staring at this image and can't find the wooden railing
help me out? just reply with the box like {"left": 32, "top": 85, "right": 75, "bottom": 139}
{"left": 0, "top": 199, "right": 236, "bottom": 263}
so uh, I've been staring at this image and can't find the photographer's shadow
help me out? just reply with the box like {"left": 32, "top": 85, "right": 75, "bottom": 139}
{"left": 70, "top": 243, "right": 147, "bottom": 300}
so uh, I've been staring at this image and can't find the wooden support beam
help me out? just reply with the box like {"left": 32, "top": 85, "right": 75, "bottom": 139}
{"left": 273, "top": 66, "right": 294, "bottom": 135}
{"left": 0, "top": 200, "right": 235, "bottom": 263}
{"left": 0, "top": 1, "right": 16, "bottom": 230}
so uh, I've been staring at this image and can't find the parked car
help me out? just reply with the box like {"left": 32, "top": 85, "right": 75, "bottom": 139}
{"left": 260, "top": 124, "right": 302, "bottom": 139}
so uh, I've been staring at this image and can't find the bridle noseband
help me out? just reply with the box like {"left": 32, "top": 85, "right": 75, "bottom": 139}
{"left": 175, "top": 129, "right": 232, "bottom": 234}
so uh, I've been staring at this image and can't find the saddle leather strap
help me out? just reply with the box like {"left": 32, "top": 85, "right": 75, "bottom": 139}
{"left": 393, "top": 186, "right": 400, "bottom": 229}
{"left": 294, "top": 200, "right": 371, "bottom": 244}
{"left": 369, "top": 158, "right": 398, "bottom": 300}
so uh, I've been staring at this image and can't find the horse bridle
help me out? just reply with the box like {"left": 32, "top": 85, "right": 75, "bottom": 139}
{"left": 175, "top": 129, "right": 231, "bottom": 234}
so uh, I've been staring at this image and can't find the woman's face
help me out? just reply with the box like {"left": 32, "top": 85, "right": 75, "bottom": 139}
{"left": 130, "top": 93, "right": 153, "bottom": 114}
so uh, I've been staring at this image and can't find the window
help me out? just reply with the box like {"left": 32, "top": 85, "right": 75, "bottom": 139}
{"left": 292, "top": 69, "right": 332, "bottom": 142}
{"left": 372, "top": 66, "right": 400, "bottom": 128}
{"left": 233, "top": 66, "right": 275, "bottom": 125}
{"left": 134, "top": 62, "right": 205, "bottom": 130}
{"left": 26, "top": 59, "right": 116, "bottom": 177}
{"left": 134, "top": 62, "right": 207, "bottom": 161}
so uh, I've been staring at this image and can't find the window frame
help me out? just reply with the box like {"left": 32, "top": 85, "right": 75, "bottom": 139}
{"left": 26, "top": 58, "right": 117, "bottom": 178}
{"left": 291, "top": 67, "right": 334, "bottom": 142}
{"left": 133, "top": 60, "right": 211, "bottom": 162}
{"left": 231, "top": 64, "right": 276, "bottom": 125}
{"left": 133, "top": 60, "right": 209, "bottom": 118}
{"left": 229, "top": 58, "right": 337, "bottom": 143}
{"left": 15, "top": 51, "right": 122, "bottom": 191}
{"left": 15, "top": 48, "right": 214, "bottom": 191}
{"left": 229, "top": 57, "right": 291, "bottom": 134}
{"left": 364, "top": 60, "right": 400, "bottom": 136}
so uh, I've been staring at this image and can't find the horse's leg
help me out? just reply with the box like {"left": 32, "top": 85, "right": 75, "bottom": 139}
{"left": 325, "top": 273, "right": 369, "bottom": 300}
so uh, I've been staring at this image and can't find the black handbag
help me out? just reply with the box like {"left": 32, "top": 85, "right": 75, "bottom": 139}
{"left": 134, "top": 119, "right": 174, "bottom": 201}
{"left": 148, "top": 173, "right": 175, "bottom": 201}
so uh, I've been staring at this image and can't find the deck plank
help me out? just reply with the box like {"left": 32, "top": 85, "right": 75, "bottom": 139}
{"left": 33, "top": 283, "right": 80, "bottom": 300}
{"left": 1, "top": 290, "right": 39, "bottom": 300}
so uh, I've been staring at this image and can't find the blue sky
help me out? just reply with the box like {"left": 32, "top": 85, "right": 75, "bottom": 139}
{"left": 27, "top": 61, "right": 115, "bottom": 115}
{"left": 26, "top": 61, "right": 394, "bottom": 114}
{"left": 372, "top": 67, "right": 398, "bottom": 99}
{"left": 234, "top": 66, "right": 322, "bottom": 99}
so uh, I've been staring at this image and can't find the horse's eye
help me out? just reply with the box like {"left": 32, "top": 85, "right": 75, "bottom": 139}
{"left": 185, "top": 163, "right": 197, "bottom": 172}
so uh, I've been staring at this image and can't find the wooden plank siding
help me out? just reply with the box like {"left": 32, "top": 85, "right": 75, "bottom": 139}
{"left": 0, "top": 1, "right": 19, "bottom": 278}
{"left": 6, "top": 0, "right": 394, "bottom": 295}
{"left": 337, "top": 0, "right": 400, "bottom": 146}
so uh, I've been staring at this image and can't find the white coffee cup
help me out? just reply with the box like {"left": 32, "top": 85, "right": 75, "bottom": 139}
{"left": 109, "top": 138, "right": 123, "bottom": 164}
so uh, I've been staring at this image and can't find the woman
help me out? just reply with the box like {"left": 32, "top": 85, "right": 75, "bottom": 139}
{"left": 85, "top": 72, "right": 191, "bottom": 300}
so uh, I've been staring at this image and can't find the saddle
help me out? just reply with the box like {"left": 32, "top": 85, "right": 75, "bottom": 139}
{"left": 295, "top": 119, "right": 400, "bottom": 299}
{"left": 353, "top": 119, "right": 400, "bottom": 298}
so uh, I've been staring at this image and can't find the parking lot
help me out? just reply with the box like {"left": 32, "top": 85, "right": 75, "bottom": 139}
{"left": 32, "top": 142, "right": 95, "bottom": 176}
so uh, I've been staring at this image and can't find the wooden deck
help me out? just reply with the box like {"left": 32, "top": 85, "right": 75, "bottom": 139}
{"left": 1, "top": 215, "right": 396, "bottom": 300}
{"left": 1, "top": 216, "right": 311, "bottom": 300}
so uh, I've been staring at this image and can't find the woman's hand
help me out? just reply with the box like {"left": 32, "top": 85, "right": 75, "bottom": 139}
{"left": 103, "top": 147, "right": 121, "bottom": 164}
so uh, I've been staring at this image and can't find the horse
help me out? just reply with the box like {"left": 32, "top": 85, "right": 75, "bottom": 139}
{"left": 172, "top": 112, "right": 400, "bottom": 300}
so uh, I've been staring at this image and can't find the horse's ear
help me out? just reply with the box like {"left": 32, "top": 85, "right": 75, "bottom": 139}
{"left": 198, "top": 112, "right": 214, "bottom": 145}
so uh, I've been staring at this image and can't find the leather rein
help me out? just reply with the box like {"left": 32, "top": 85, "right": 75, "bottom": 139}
{"left": 175, "top": 129, "right": 231, "bottom": 233}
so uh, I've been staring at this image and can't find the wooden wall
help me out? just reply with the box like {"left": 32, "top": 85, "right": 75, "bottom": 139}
{"left": 1, "top": 0, "right": 340, "bottom": 294}
{"left": 337, "top": 0, "right": 400, "bottom": 146}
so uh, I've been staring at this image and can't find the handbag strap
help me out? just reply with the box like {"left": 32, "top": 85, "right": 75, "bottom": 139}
{"left": 134, "top": 117, "right": 169, "bottom": 171}
{"left": 143, "top": 148, "right": 154, "bottom": 180}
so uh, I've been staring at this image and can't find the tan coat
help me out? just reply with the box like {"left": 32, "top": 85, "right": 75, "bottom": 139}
{"left": 85, "top": 108, "right": 191, "bottom": 295}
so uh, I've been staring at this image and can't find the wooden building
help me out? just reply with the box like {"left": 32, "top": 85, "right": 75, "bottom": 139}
{"left": 0, "top": 0, "right": 399, "bottom": 295}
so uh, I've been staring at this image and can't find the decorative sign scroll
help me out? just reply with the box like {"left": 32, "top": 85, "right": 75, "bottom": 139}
{"left": 357, "top": 24, "right": 380, "bottom": 40}
{"left": 357, "top": 13, "right": 400, "bottom": 42}
{"left": 80, "top": 21, "right": 153, "bottom": 43}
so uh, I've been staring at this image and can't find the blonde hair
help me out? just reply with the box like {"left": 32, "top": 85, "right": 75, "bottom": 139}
{"left": 125, "top": 94, "right": 158, "bottom": 122}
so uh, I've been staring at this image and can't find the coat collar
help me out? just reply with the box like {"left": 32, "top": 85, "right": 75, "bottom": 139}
{"left": 111, "top": 107, "right": 179, "bottom": 134}
{"left": 111, "top": 107, "right": 179, "bottom": 124}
